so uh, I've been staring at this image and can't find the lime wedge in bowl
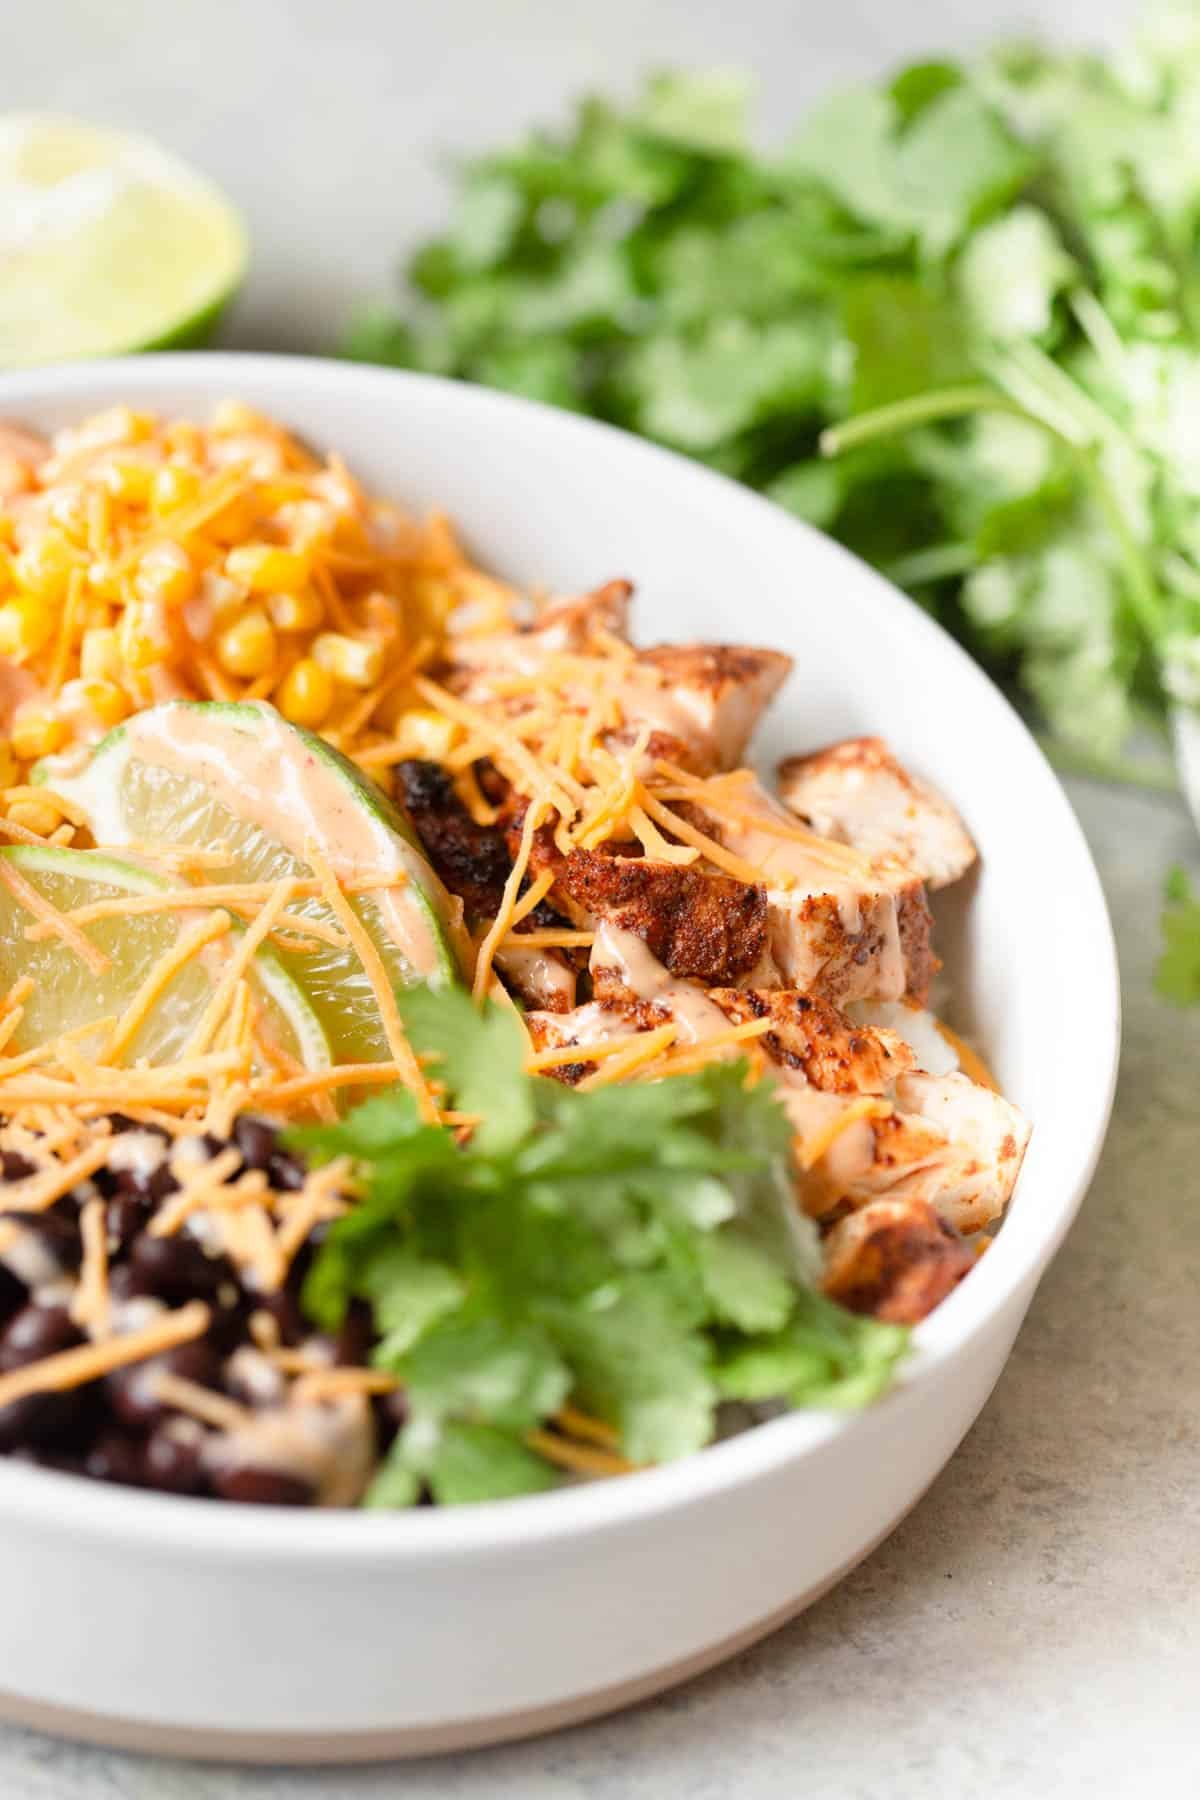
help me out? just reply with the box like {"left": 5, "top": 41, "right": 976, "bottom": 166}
{"left": 42, "top": 701, "right": 464, "bottom": 1065}
{"left": 0, "top": 115, "right": 247, "bottom": 368}
{"left": 0, "top": 845, "right": 329, "bottom": 1071}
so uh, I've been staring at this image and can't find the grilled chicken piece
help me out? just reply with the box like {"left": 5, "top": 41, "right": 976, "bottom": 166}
{"left": 395, "top": 760, "right": 514, "bottom": 920}
{"left": 697, "top": 775, "right": 936, "bottom": 1004}
{"left": 708, "top": 989, "right": 915, "bottom": 1094}
{"left": 778, "top": 1068, "right": 1029, "bottom": 1233}
{"left": 559, "top": 851, "right": 769, "bottom": 989}
{"left": 449, "top": 608, "right": 790, "bottom": 778}
{"left": 529, "top": 922, "right": 1028, "bottom": 1239}
{"left": 778, "top": 737, "right": 976, "bottom": 890}
{"left": 395, "top": 759, "right": 578, "bottom": 1012}
{"left": 447, "top": 580, "right": 633, "bottom": 685}
{"left": 620, "top": 644, "right": 792, "bottom": 773}
{"left": 885, "top": 1071, "right": 1030, "bottom": 1234}
{"left": 821, "top": 1198, "right": 975, "bottom": 1323}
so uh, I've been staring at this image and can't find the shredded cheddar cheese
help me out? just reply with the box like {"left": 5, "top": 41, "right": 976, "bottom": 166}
{"left": 0, "top": 1300, "right": 211, "bottom": 1409}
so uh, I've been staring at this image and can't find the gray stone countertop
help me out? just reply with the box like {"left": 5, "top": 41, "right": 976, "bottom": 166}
{"left": 4, "top": 1, "right": 1198, "bottom": 1793}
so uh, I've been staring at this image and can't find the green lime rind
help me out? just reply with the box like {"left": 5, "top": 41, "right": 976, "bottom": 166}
{"left": 0, "top": 114, "right": 247, "bottom": 368}
{"left": 0, "top": 842, "right": 331, "bottom": 1071}
{"left": 39, "top": 701, "right": 464, "bottom": 1066}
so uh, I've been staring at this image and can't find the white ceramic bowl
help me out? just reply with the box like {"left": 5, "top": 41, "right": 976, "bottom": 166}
{"left": 0, "top": 356, "right": 1119, "bottom": 1762}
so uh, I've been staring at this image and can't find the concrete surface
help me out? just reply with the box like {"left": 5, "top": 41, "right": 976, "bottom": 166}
{"left": 4, "top": 1, "right": 1198, "bottom": 1794}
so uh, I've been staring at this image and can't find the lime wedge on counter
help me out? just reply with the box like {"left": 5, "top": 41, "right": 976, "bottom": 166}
{"left": 0, "top": 115, "right": 247, "bottom": 368}
{"left": 41, "top": 702, "right": 464, "bottom": 1065}
{"left": 0, "top": 845, "right": 329, "bottom": 1071}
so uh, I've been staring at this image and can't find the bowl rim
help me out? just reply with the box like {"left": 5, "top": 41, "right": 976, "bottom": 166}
{"left": 0, "top": 352, "right": 1121, "bottom": 1561}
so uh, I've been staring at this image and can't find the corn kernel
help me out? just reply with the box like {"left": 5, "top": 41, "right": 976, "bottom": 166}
{"left": 68, "top": 406, "right": 151, "bottom": 453}
{"left": 11, "top": 707, "right": 70, "bottom": 761}
{"left": 267, "top": 587, "right": 325, "bottom": 633}
{"left": 275, "top": 657, "right": 335, "bottom": 728}
{"left": 276, "top": 499, "right": 335, "bottom": 547}
{"left": 80, "top": 627, "right": 121, "bottom": 681}
{"left": 396, "top": 708, "right": 462, "bottom": 762}
{"left": 86, "top": 556, "right": 121, "bottom": 600}
{"left": 225, "top": 544, "right": 309, "bottom": 594}
{"left": 60, "top": 676, "right": 130, "bottom": 730}
{"left": 14, "top": 532, "right": 75, "bottom": 598}
{"left": 46, "top": 484, "right": 89, "bottom": 541}
{"left": 0, "top": 596, "right": 55, "bottom": 660}
{"left": 119, "top": 602, "right": 169, "bottom": 671}
{"left": 363, "top": 591, "right": 403, "bottom": 641}
{"left": 135, "top": 541, "right": 195, "bottom": 608}
{"left": 151, "top": 462, "right": 201, "bottom": 514}
{"left": 0, "top": 741, "right": 17, "bottom": 787}
{"left": 311, "top": 632, "right": 383, "bottom": 689}
{"left": 6, "top": 797, "right": 63, "bottom": 839}
{"left": 216, "top": 607, "right": 277, "bottom": 679}
{"left": 211, "top": 400, "right": 265, "bottom": 436}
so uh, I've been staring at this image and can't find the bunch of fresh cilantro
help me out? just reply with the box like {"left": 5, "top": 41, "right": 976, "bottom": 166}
{"left": 343, "top": 5, "right": 1200, "bottom": 799}
{"left": 293, "top": 988, "right": 906, "bottom": 1507}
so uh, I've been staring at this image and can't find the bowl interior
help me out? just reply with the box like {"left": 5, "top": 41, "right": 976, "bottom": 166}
{"left": 0, "top": 355, "right": 1119, "bottom": 1544}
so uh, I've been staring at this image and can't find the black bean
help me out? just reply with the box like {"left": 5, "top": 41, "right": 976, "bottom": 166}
{"left": 12, "top": 1447, "right": 86, "bottom": 1477}
{"left": 105, "top": 1192, "right": 153, "bottom": 1258}
{"left": 106, "top": 1161, "right": 177, "bottom": 1205}
{"left": 106, "top": 1263, "right": 141, "bottom": 1306}
{"left": 105, "top": 1113, "right": 144, "bottom": 1136}
{"left": 0, "top": 1302, "right": 81, "bottom": 1367}
{"left": 106, "top": 1339, "right": 222, "bottom": 1431}
{"left": 3, "top": 1210, "right": 83, "bottom": 1275}
{"left": 233, "top": 1116, "right": 279, "bottom": 1171}
{"left": 267, "top": 1149, "right": 306, "bottom": 1192}
{"left": 211, "top": 1465, "right": 314, "bottom": 1506}
{"left": 258, "top": 1288, "right": 307, "bottom": 1346}
{"left": 143, "top": 1421, "right": 208, "bottom": 1496}
{"left": 1, "top": 1150, "right": 34, "bottom": 1182}
{"left": 372, "top": 1388, "right": 409, "bottom": 1454}
{"left": 333, "top": 1299, "right": 374, "bottom": 1368}
{"left": 127, "top": 1233, "right": 238, "bottom": 1305}
{"left": 0, "top": 1264, "right": 26, "bottom": 1328}
{"left": 84, "top": 1430, "right": 147, "bottom": 1489}
{"left": 0, "top": 1305, "right": 90, "bottom": 1452}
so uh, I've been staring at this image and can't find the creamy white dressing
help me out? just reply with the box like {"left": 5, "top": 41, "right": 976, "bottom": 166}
{"left": 203, "top": 1392, "right": 375, "bottom": 1507}
{"left": 106, "top": 1130, "right": 169, "bottom": 1181}
{"left": 495, "top": 943, "right": 577, "bottom": 1012}
{"left": 590, "top": 922, "right": 731, "bottom": 1044}
{"left": 1, "top": 1229, "right": 68, "bottom": 1291}
{"left": 96, "top": 703, "right": 445, "bottom": 979}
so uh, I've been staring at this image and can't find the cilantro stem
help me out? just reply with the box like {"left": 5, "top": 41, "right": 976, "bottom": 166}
{"left": 1075, "top": 449, "right": 1167, "bottom": 639}
{"left": 818, "top": 385, "right": 1019, "bottom": 458}
{"left": 883, "top": 542, "right": 977, "bottom": 587}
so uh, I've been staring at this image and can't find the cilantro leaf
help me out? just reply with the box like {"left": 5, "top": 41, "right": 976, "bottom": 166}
{"left": 342, "top": 30, "right": 1200, "bottom": 855}
{"left": 410, "top": 1421, "right": 559, "bottom": 1506}
{"left": 398, "top": 984, "right": 534, "bottom": 1153}
{"left": 299, "top": 1000, "right": 908, "bottom": 1504}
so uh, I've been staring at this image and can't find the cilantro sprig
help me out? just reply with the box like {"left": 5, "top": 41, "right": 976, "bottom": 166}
{"left": 291, "top": 990, "right": 906, "bottom": 1507}
{"left": 344, "top": 12, "right": 1200, "bottom": 806}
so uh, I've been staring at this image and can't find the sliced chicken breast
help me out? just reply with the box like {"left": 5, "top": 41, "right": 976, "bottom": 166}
{"left": 778, "top": 736, "right": 976, "bottom": 889}
{"left": 558, "top": 851, "right": 769, "bottom": 989}
{"left": 528, "top": 928, "right": 1029, "bottom": 1242}
{"left": 447, "top": 580, "right": 633, "bottom": 685}
{"left": 821, "top": 1198, "right": 975, "bottom": 1324}
{"left": 696, "top": 775, "right": 936, "bottom": 1004}
{"left": 620, "top": 644, "right": 793, "bottom": 773}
